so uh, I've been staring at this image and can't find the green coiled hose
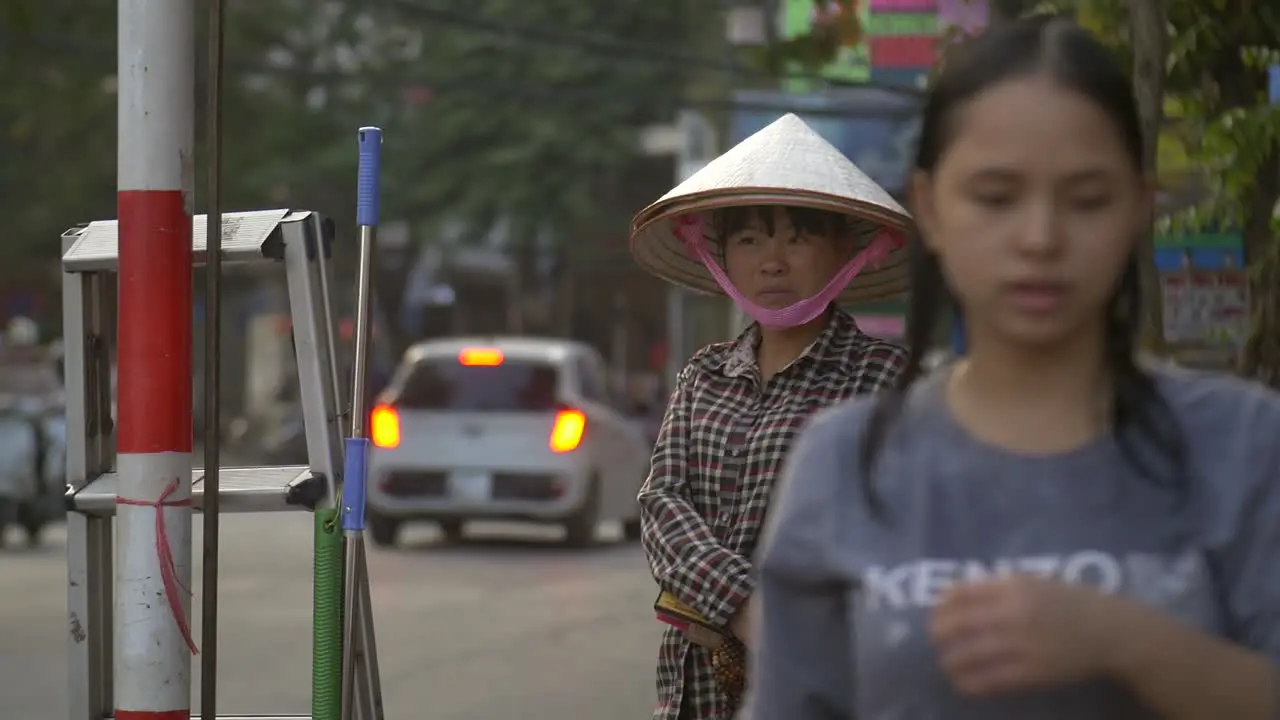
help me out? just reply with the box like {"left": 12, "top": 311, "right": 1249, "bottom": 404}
{"left": 313, "top": 507, "right": 344, "bottom": 720}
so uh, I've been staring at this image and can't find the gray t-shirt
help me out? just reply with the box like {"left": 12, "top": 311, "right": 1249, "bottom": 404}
{"left": 749, "top": 364, "right": 1280, "bottom": 719}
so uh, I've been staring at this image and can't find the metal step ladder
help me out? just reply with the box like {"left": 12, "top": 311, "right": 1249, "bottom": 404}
{"left": 62, "top": 208, "right": 381, "bottom": 720}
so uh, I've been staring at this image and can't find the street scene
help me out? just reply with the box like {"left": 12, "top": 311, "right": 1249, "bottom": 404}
{"left": 5, "top": 518, "right": 659, "bottom": 720}
{"left": 4, "top": 0, "right": 1280, "bottom": 719}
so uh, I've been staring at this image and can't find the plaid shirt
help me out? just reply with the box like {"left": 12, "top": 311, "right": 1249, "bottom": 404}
{"left": 638, "top": 309, "right": 907, "bottom": 720}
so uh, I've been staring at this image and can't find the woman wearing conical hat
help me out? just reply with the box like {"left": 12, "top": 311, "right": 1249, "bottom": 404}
{"left": 631, "top": 113, "right": 912, "bottom": 720}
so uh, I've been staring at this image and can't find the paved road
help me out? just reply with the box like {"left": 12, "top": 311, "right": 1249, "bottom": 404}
{"left": 3, "top": 516, "right": 662, "bottom": 720}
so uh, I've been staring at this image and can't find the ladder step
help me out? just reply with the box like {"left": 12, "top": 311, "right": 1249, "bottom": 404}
{"left": 103, "top": 716, "right": 312, "bottom": 720}
{"left": 190, "top": 716, "right": 312, "bottom": 720}
{"left": 61, "top": 208, "right": 297, "bottom": 273}
{"left": 69, "top": 465, "right": 314, "bottom": 516}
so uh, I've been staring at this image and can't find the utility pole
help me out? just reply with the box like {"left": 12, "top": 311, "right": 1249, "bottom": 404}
{"left": 664, "top": 110, "right": 718, "bottom": 385}
{"left": 722, "top": 0, "right": 770, "bottom": 340}
{"left": 115, "top": 1, "right": 197, "bottom": 719}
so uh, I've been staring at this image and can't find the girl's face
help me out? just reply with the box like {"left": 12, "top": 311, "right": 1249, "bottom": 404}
{"left": 912, "top": 75, "right": 1151, "bottom": 348}
{"left": 721, "top": 206, "right": 852, "bottom": 310}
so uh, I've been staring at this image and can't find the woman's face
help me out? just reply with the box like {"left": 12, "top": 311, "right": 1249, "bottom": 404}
{"left": 912, "top": 75, "right": 1150, "bottom": 348}
{"left": 721, "top": 206, "right": 852, "bottom": 309}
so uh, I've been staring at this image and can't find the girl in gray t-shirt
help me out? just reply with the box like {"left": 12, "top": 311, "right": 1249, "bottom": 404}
{"left": 750, "top": 15, "right": 1280, "bottom": 720}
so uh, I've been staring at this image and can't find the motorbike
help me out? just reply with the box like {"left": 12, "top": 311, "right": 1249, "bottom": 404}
{"left": 0, "top": 398, "right": 65, "bottom": 548}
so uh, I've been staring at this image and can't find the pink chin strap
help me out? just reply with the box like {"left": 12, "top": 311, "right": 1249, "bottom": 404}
{"left": 671, "top": 212, "right": 905, "bottom": 329}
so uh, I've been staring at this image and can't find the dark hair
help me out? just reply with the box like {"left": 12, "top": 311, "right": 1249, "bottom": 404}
{"left": 709, "top": 205, "right": 857, "bottom": 246}
{"left": 858, "top": 15, "right": 1186, "bottom": 516}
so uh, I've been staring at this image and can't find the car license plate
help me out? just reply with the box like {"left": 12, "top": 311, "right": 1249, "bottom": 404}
{"left": 450, "top": 470, "right": 492, "bottom": 501}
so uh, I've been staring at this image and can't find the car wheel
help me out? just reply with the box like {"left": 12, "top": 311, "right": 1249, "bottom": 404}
{"left": 563, "top": 477, "right": 600, "bottom": 549}
{"left": 368, "top": 511, "right": 401, "bottom": 548}
{"left": 438, "top": 519, "right": 465, "bottom": 543}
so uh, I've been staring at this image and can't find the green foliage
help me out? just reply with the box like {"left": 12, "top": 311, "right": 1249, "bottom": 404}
{"left": 1154, "top": 1, "right": 1280, "bottom": 239}
{"left": 0, "top": 0, "right": 694, "bottom": 274}
{"left": 382, "top": 0, "right": 690, "bottom": 245}
{"left": 746, "top": 0, "right": 865, "bottom": 75}
{"left": 1032, "top": 0, "right": 1280, "bottom": 237}
{"left": 1, "top": 0, "right": 37, "bottom": 29}
{"left": 0, "top": 0, "right": 119, "bottom": 267}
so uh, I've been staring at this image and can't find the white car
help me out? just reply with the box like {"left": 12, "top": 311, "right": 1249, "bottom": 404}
{"left": 365, "top": 337, "right": 652, "bottom": 548}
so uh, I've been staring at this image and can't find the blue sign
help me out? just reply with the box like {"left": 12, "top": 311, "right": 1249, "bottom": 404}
{"left": 1154, "top": 249, "right": 1244, "bottom": 272}
{"left": 871, "top": 68, "right": 930, "bottom": 89}
{"left": 731, "top": 88, "right": 923, "bottom": 193}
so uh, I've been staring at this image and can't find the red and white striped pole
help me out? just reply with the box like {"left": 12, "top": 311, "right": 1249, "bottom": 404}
{"left": 115, "top": 0, "right": 198, "bottom": 719}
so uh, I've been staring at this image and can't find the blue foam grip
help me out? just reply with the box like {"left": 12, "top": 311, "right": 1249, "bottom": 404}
{"left": 356, "top": 126, "right": 383, "bottom": 227}
{"left": 951, "top": 314, "right": 966, "bottom": 356}
{"left": 341, "top": 437, "right": 370, "bottom": 532}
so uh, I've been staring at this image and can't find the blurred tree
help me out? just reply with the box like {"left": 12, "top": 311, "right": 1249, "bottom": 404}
{"left": 0, "top": 0, "right": 38, "bottom": 29}
{"left": 1128, "top": 0, "right": 1168, "bottom": 352}
{"left": 0, "top": 0, "right": 118, "bottom": 269}
{"left": 381, "top": 0, "right": 691, "bottom": 245}
{"left": 366, "top": 0, "right": 696, "bottom": 335}
{"left": 748, "top": 0, "right": 866, "bottom": 74}
{"left": 0, "top": 0, "right": 368, "bottom": 262}
{"left": 212, "top": 1, "right": 417, "bottom": 231}
{"left": 1, "top": 0, "right": 697, "bottom": 337}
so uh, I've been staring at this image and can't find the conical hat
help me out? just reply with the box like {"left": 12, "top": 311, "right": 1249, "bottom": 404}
{"left": 629, "top": 113, "right": 912, "bottom": 304}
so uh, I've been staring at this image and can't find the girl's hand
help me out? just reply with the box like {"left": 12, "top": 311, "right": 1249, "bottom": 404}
{"left": 929, "top": 575, "right": 1125, "bottom": 696}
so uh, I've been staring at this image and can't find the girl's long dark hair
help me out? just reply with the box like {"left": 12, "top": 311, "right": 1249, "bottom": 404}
{"left": 858, "top": 15, "right": 1186, "bottom": 517}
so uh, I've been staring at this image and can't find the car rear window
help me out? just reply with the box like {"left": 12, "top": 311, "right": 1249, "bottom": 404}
{"left": 392, "top": 357, "right": 560, "bottom": 412}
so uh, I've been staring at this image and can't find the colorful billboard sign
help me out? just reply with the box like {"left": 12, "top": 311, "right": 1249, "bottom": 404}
{"left": 1155, "top": 232, "right": 1247, "bottom": 348}
{"left": 937, "top": 0, "right": 988, "bottom": 33}
{"left": 869, "top": 0, "right": 937, "bottom": 75}
{"left": 781, "top": 0, "right": 989, "bottom": 89}
{"left": 867, "top": 0, "right": 988, "bottom": 86}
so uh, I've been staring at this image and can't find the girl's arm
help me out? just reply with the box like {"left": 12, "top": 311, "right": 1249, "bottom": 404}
{"left": 752, "top": 408, "right": 860, "bottom": 719}
{"left": 1109, "top": 391, "right": 1280, "bottom": 720}
{"left": 1105, "top": 603, "right": 1276, "bottom": 720}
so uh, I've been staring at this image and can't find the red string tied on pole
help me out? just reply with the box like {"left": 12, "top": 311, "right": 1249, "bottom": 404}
{"left": 117, "top": 477, "right": 200, "bottom": 655}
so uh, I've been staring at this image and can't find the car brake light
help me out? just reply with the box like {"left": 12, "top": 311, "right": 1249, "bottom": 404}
{"left": 459, "top": 347, "right": 504, "bottom": 366}
{"left": 549, "top": 408, "right": 586, "bottom": 453}
{"left": 370, "top": 404, "right": 401, "bottom": 449}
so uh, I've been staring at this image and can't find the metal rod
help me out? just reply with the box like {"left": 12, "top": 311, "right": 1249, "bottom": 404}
{"left": 200, "top": 0, "right": 226, "bottom": 716}
{"left": 355, "top": 546, "right": 386, "bottom": 720}
{"left": 348, "top": 225, "right": 377, "bottom": 437}
{"left": 340, "top": 536, "right": 363, "bottom": 720}
{"left": 313, "top": 227, "right": 344, "bottom": 429}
